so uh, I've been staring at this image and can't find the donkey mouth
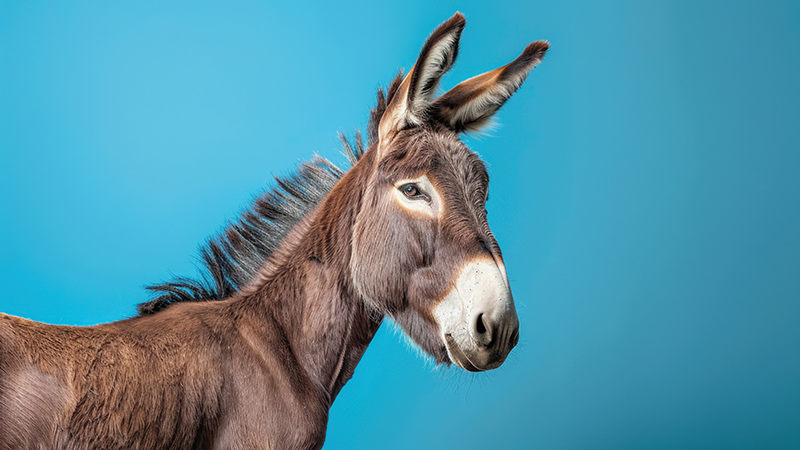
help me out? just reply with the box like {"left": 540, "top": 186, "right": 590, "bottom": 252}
{"left": 444, "top": 334, "right": 484, "bottom": 372}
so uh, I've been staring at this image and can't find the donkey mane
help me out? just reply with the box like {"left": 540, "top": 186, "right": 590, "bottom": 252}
{"left": 139, "top": 73, "right": 405, "bottom": 315}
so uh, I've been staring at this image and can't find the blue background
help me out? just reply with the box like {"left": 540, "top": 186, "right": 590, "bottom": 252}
{"left": 1, "top": 1, "right": 798, "bottom": 448}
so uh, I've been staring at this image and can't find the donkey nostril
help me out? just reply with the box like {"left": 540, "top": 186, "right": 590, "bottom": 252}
{"left": 476, "top": 313, "right": 487, "bottom": 335}
{"left": 473, "top": 313, "right": 495, "bottom": 348}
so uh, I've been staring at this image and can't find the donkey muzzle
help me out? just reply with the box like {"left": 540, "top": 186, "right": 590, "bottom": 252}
{"left": 434, "top": 257, "right": 519, "bottom": 372}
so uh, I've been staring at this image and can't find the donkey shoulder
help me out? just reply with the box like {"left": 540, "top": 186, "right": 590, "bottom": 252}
{"left": 0, "top": 314, "right": 73, "bottom": 450}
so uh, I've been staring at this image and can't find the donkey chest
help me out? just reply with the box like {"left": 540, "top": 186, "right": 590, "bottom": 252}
{"left": 212, "top": 363, "right": 331, "bottom": 449}
{"left": 213, "top": 395, "right": 330, "bottom": 450}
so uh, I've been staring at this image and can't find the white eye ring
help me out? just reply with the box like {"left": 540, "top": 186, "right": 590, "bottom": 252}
{"left": 393, "top": 175, "right": 442, "bottom": 217}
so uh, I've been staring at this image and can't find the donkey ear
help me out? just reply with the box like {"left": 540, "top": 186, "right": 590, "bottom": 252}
{"left": 377, "top": 12, "right": 466, "bottom": 147}
{"left": 430, "top": 41, "right": 549, "bottom": 133}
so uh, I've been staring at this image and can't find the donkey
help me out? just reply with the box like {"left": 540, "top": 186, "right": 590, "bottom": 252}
{"left": 0, "top": 13, "right": 547, "bottom": 450}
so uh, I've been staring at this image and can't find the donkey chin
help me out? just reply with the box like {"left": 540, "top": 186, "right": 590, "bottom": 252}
{"left": 435, "top": 256, "right": 519, "bottom": 372}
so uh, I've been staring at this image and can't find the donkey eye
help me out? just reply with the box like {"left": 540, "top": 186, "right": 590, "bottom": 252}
{"left": 400, "top": 183, "right": 427, "bottom": 200}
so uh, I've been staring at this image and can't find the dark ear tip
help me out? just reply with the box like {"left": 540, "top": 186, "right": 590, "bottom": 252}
{"left": 447, "top": 11, "right": 467, "bottom": 29}
{"left": 524, "top": 40, "right": 550, "bottom": 59}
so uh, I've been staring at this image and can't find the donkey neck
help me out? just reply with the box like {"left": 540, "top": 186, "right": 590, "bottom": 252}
{"left": 236, "top": 152, "right": 382, "bottom": 403}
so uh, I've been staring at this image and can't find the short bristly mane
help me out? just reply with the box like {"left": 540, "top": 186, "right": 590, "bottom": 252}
{"left": 140, "top": 73, "right": 405, "bottom": 315}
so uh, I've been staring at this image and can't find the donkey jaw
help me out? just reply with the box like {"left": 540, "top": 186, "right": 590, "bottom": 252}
{"left": 434, "top": 257, "right": 519, "bottom": 372}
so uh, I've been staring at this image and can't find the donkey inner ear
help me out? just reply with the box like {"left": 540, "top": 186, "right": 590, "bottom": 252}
{"left": 430, "top": 40, "right": 549, "bottom": 133}
{"left": 377, "top": 12, "right": 466, "bottom": 147}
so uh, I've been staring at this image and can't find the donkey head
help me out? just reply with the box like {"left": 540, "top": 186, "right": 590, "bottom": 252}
{"left": 351, "top": 13, "right": 548, "bottom": 371}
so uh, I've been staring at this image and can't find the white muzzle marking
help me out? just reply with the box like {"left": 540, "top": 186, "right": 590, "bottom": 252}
{"left": 433, "top": 257, "right": 517, "bottom": 370}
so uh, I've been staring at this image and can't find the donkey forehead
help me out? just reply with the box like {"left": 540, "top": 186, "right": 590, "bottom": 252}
{"left": 381, "top": 130, "right": 490, "bottom": 194}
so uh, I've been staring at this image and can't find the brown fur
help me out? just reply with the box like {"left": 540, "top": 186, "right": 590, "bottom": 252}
{"left": 0, "top": 12, "right": 547, "bottom": 449}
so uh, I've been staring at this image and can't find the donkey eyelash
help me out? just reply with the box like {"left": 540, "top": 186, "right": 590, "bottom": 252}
{"left": 399, "top": 183, "right": 430, "bottom": 201}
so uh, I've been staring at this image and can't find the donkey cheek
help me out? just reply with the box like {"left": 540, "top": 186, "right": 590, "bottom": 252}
{"left": 352, "top": 229, "right": 416, "bottom": 310}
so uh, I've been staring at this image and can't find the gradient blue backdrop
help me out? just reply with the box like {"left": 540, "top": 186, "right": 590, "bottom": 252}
{"left": 1, "top": 1, "right": 798, "bottom": 449}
